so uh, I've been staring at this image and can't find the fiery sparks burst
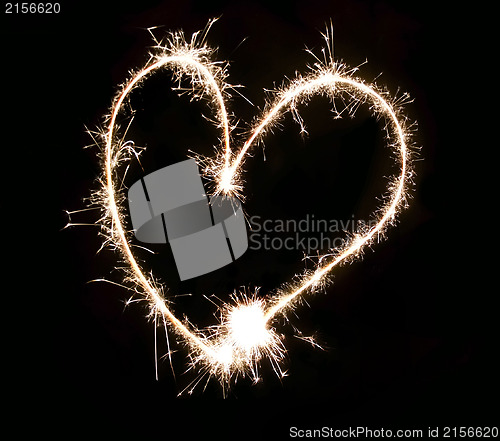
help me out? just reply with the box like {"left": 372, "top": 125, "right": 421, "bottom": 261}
{"left": 83, "top": 20, "right": 415, "bottom": 394}
{"left": 200, "top": 297, "right": 285, "bottom": 387}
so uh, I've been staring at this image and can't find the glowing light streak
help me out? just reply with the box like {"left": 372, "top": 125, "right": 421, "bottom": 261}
{"left": 90, "top": 22, "right": 415, "bottom": 393}
{"left": 254, "top": 72, "right": 411, "bottom": 322}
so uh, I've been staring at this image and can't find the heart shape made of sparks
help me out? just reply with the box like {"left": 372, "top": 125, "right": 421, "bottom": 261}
{"left": 92, "top": 20, "right": 414, "bottom": 394}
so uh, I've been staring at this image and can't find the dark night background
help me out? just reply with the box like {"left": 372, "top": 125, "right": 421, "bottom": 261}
{"left": 3, "top": 0, "right": 496, "bottom": 437}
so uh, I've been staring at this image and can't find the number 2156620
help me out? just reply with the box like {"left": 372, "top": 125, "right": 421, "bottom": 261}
{"left": 5, "top": 3, "right": 60, "bottom": 13}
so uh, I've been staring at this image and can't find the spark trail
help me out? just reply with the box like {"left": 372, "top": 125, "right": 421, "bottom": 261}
{"left": 90, "top": 21, "right": 415, "bottom": 393}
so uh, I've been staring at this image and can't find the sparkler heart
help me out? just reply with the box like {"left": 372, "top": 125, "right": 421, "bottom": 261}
{"left": 97, "top": 22, "right": 413, "bottom": 393}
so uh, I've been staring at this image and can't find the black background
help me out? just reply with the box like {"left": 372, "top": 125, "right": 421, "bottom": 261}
{"left": 3, "top": 0, "right": 496, "bottom": 438}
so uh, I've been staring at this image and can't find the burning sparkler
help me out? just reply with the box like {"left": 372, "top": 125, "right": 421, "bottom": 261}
{"left": 86, "top": 19, "right": 415, "bottom": 394}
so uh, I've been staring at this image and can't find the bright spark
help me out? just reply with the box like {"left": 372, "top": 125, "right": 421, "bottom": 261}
{"left": 87, "top": 20, "right": 416, "bottom": 394}
{"left": 228, "top": 302, "right": 270, "bottom": 353}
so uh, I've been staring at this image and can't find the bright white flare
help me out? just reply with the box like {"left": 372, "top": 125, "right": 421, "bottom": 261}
{"left": 91, "top": 22, "right": 415, "bottom": 393}
{"left": 228, "top": 302, "right": 271, "bottom": 353}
